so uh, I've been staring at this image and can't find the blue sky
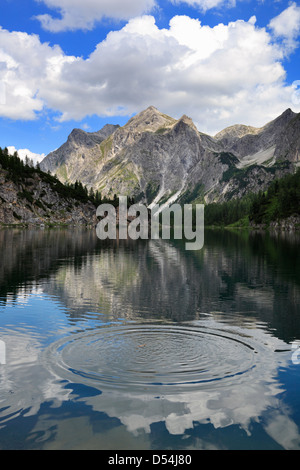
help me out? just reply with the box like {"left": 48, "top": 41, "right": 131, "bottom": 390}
{"left": 0, "top": 0, "right": 300, "bottom": 161}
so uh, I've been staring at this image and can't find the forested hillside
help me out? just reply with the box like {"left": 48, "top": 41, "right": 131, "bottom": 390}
{"left": 0, "top": 147, "right": 99, "bottom": 225}
{"left": 0, "top": 147, "right": 101, "bottom": 206}
{"left": 249, "top": 169, "right": 300, "bottom": 225}
{"left": 204, "top": 169, "right": 300, "bottom": 228}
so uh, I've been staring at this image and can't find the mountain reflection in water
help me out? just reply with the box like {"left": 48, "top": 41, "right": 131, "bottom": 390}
{"left": 0, "top": 227, "right": 300, "bottom": 450}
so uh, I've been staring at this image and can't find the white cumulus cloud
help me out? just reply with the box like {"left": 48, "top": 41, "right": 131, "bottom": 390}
{"left": 169, "top": 0, "right": 237, "bottom": 13}
{"left": 0, "top": 7, "right": 300, "bottom": 134}
{"left": 0, "top": 27, "right": 75, "bottom": 120}
{"left": 7, "top": 146, "right": 46, "bottom": 165}
{"left": 269, "top": 2, "right": 300, "bottom": 54}
{"left": 43, "top": 13, "right": 298, "bottom": 133}
{"left": 35, "top": 0, "right": 245, "bottom": 31}
{"left": 35, "top": 0, "right": 157, "bottom": 32}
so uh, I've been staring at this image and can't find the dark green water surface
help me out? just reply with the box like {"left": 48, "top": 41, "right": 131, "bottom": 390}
{"left": 0, "top": 227, "right": 300, "bottom": 450}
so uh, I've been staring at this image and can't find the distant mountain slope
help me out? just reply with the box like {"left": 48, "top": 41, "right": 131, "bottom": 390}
{"left": 215, "top": 108, "right": 297, "bottom": 166}
{"left": 41, "top": 124, "right": 120, "bottom": 184}
{"left": 40, "top": 107, "right": 300, "bottom": 206}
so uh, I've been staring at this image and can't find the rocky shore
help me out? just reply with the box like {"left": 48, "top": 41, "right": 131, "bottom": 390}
{"left": 249, "top": 215, "right": 300, "bottom": 231}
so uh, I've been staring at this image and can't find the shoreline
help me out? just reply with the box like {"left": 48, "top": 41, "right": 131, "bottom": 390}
{"left": 1, "top": 218, "right": 300, "bottom": 232}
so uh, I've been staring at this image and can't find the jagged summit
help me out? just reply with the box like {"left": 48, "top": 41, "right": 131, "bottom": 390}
{"left": 40, "top": 107, "right": 300, "bottom": 206}
{"left": 123, "top": 106, "right": 176, "bottom": 133}
{"left": 123, "top": 107, "right": 199, "bottom": 135}
{"left": 215, "top": 108, "right": 297, "bottom": 142}
{"left": 263, "top": 108, "right": 296, "bottom": 131}
{"left": 174, "top": 114, "right": 199, "bottom": 133}
{"left": 67, "top": 124, "right": 120, "bottom": 148}
{"left": 146, "top": 105, "right": 159, "bottom": 112}
{"left": 40, "top": 121, "right": 119, "bottom": 175}
{"left": 277, "top": 108, "right": 295, "bottom": 119}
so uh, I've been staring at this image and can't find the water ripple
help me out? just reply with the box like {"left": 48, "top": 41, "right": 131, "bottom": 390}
{"left": 43, "top": 322, "right": 262, "bottom": 393}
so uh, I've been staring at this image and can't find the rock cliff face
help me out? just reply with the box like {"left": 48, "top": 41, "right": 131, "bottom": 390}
{"left": 41, "top": 124, "right": 120, "bottom": 184}
{"left": 0, "top": 165, "right": 97, "bottom": 226}
{"left": 40, "top": 107, "right": 300, "bottom": 205}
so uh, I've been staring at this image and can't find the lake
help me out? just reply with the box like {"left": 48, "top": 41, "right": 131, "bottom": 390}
{"left": 0, "top": 227, "right": 300, "bottom": 450}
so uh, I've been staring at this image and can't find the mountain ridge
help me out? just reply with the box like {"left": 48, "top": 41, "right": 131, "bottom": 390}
{"left": 40, "top": 106, "right": 300, "bottom": 207}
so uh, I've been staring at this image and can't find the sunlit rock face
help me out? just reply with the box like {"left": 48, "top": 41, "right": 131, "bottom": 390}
{"left": 40, "top": 107, "right": 300, "bottom": 204}
{"left": 0, "top": 167, "right": 97, "bottom": 226}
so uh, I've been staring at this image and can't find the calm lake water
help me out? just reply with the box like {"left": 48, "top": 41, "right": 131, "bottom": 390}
{"left": 0, "top": 227, "right": 300, "bottom": 450}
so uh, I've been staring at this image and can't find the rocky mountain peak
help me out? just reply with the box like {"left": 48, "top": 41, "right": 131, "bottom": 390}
{"left": 279, "top": 108, "right": 294, "bottom": 118}
{"left": 264, "top": 108, "right": 296, "bottom": 131}
{"left": 67, "top": 125, "right": 120, "bottom": 149}
{"left": 174, "top": 114, "right": 199, "bottom": 133}
{"left": 214, "top": 124, "right": 260, "bottom": 142}
{"left": 123, "top": 106, "right": 176, "bottom": 134}
{"left": 39, "top": 106, "right": 300, "bottom": 206}
{"left": 214, "top": 108, "right": 297, "bottom": 144}
{"left": 68, "top": 128, "right": 86, "bottom": 141}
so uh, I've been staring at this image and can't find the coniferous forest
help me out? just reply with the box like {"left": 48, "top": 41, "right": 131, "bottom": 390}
{"left": 204, "top": 169, "right": 300, "bottom": 227}
{"left": 0, "top": 146, "right": 120, "bottom": 208}
{"left": 248, "top": 169, "right": 300, "bottom": 225}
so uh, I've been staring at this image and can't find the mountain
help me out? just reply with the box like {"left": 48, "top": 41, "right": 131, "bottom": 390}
{"left": 40, "top": 107, "right": 300, "bottom": 206}
{"left": 41, "top": 124, "right": 120, "bottom": 181}
{"left": 214, "top": 108, "right": 297, "bottom": 166}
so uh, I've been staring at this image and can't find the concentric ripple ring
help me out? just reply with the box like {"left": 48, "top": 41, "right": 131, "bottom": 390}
{"left": 44, "top": 323, "right": 258, "bottom": 393}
